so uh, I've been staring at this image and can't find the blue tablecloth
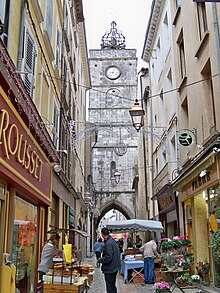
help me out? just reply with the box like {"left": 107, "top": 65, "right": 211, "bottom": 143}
{"left": 120, "top": 259, "right": 144, "bottom": 283}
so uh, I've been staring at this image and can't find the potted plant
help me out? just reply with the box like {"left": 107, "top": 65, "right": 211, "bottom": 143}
{"left": 190, "top": 274, "right": 201, "bottom": 284}
{"left": 161, "top": 263, "right": 168, "bottom": 271}
{"left": 175, "top": 275, "right": 187, "bottom": 287}
{"left": 196, "top": 259, "right": 210, "bottom": 286}
{"left": 153, "top": 281, "right": 171, "bottom": 293}
{"left": 196, "top": 259, "right": 210, "bottom": 274}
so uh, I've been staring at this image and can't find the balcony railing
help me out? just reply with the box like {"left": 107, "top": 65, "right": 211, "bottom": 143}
{"left": 153, "top": 163, "right": 170, "bottom": 193}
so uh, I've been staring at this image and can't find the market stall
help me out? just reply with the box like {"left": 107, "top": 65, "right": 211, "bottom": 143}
{"left": 41, "top": 228, "right": 93, "bottom": 293}
{"left": 106, "top": 219, "right": 164, "bottom": 283}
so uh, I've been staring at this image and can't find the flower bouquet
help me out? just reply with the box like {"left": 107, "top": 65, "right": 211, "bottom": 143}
{"left": 153, "top": 281, "right": 171, "bottom": 293}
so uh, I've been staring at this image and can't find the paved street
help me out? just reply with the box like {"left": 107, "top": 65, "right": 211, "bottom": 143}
{"left": 82, "top": 255, "right": 219, "bottom": 293}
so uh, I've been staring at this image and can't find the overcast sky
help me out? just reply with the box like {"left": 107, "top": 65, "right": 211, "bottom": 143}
{"left": 82, "top": 0, "right": 153, "bottom": 69}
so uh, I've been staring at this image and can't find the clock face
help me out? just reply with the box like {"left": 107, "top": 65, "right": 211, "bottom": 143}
{"left": 106, "top": 66, "right": 121, "bottom": 80}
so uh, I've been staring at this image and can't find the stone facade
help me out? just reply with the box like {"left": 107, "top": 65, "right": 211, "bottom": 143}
{"left": 88, "top": 47, "right": 139, "bottom": 227}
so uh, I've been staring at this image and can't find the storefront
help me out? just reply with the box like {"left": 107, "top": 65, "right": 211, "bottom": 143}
{"left": 157, "top": 184, "right": 178, "bottom": 240}
{"left": 174, "top": 152, "right": 220, "bottom": 290}
{"left": 0, "top": 42, "right": 59, "bottom": 292}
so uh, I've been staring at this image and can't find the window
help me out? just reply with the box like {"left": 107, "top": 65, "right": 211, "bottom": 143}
{"left": 110, "top": 161, "right": 116, "bottom": 179}
{"left": 197, "top": 3, "right": 208, "bottom": 40}
{"left": 53, "top": 102, "right": 59, "bottom": 148}
{"left": 163, "top": 12, "right": 171, "bottom": 59}
{"left": 175, "top": 0, "right": 181, "bottom": 8}
{"left": 177, "top": 30, "right": 186, "bottom": 79}
{"left": 167, "top": 68, "right": 174, "bottom": 121}
{"left": 159, "top": 89, "right": 165, "bottom": 127}
{"left": 0, "top": 0, "right": 6, "bottom": 23}
{"left": 156, "top": 38, "right": 162, "bottom": 79}
{"left": 46, "top": 0, "right": 53, "bottom": 41}
{"left": 55, "top": 26, "right": 61, "bottom": 69}
{"left": 12, "top": 196, "right": 37, "bottom": 292}
{"left": 181, "top": 96, "right": 189, "bottom": 129}
{"left": 24, "top": 31, "right": 36, "bottom": 98}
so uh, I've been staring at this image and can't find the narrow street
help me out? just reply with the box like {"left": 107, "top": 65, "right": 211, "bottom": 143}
{"left": 82, "top": 255, "right": 218, "bottom": 293}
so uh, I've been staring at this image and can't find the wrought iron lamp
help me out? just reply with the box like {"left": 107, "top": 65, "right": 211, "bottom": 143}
{"left": 114, "top": 169, "right": 121, "bottom": 184}
{"left": 129, "top": 99, "right": 144, "bottom": 132}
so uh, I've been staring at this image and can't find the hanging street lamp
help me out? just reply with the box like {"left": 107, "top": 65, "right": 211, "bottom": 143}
{"left": 129, "top": 99, "right": 144, "bottom": 132}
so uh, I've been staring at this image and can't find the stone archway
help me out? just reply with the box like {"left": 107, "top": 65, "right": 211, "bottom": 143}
{"left": 93, "top": 196, "right": 135, "bottom": 242}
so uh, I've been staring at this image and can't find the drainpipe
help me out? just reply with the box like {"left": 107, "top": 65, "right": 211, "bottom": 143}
{"left": 17, "top": 0, "right": 25, "bottom": 71}
{"left": 139, "top": 68, "right": 149, "bottom": 219}
{"left": 212, "top": 3, "right": 219, "bottom": 128}
{"left": 148, "top": 60, "right": 156, "bottom": 220}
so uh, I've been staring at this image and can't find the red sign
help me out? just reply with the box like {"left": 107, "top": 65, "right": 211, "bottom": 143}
{"left": 0, "top": 88, "right": 51, "bottom": 203}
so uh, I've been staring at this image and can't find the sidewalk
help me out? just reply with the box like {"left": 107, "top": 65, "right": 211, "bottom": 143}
{"left": 82, "top": 255, "right": 219, "bottom": 293}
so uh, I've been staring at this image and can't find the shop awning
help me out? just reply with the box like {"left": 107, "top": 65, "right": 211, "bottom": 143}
{"left": 47, "top": 228, "right": 90, "bottom": 237}
{"left": 106, "top": 219, "right": 164, "bottom": 233}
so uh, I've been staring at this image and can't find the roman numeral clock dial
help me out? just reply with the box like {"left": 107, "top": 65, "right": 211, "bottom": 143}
{"left": 106, "top": 66, "right": 121, "bottom": 80}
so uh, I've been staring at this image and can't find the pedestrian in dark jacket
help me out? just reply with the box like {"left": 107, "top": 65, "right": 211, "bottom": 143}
{"left": 97, "top": 227, "right": 121, "bottom": 293}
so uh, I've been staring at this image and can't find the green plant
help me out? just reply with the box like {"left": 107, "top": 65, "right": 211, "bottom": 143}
{"left": 212, "top": 231, "right": 220, "bottom": 264}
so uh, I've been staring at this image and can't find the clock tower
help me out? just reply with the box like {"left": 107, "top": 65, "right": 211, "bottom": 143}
{"left": 88, "top": 22, "right": 139, "bottom": 224}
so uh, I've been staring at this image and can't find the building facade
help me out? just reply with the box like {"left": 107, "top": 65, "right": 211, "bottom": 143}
{"left": 142, "top": 0, "right": 220, "bottom": 290}
{"left": 0, "top": 0, "right": 90, "bottom": 291}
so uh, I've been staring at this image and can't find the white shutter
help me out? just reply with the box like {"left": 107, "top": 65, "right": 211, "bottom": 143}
{"left": 24, "top": 31, "right": 36, "bottom": 97}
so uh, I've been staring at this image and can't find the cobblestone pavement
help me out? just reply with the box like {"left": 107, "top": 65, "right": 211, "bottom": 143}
{"left": 82, "top": 255, "right": 218, "bottom": 293}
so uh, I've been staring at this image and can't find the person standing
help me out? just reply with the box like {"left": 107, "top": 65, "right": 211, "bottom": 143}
{"left": 37, "top": 234, "right": 63, "bottom": 292}
{"left": 94, "top": 237, "right": 104, "bottom": 260}
{"left": 135, "top": 235, "right": 142, "bottom": 248}
{"left": 139, "top": 238, "right": 159, "bottom": 284}
{"left": 97, "top": 227, "right": 121, "bottom": 293}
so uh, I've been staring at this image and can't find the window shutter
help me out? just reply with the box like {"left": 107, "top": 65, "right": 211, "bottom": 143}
{"left": 24, "top": 32, "right": 36, "bottom": 97}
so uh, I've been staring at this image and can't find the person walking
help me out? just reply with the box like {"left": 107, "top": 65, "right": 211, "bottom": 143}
{"left": 37, "top": 233, "right": 63, "bottom": 292}
{"left": 96, "top": 227, "right": 121, "bottom": 293}
{"left": 139, "top": 238, "right": 159, "bottom": 284}
{"left": 94, "top": 237, "right": 104, "bottom": 260}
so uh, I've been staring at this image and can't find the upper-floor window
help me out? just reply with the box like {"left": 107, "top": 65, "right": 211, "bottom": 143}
{"left": 0, "top": 0, "right": 6, "bottom": 23}
{"left": 163, "top": 12, "right": 171, "bottom": 59}
{"left": 177, "top": 30, "right": 186, "bottom": 80}
{"left": 23, "top": 30, "right": 36, "bottom": 98}
{"left": 156, "top": 38, "right": 162, "bottom": 79}
{"left": 55, "top": 26, "right": 61, "bottom": 70}
{"left": 110, "top": 161, "right": 116, "bottom": 179}
{"left": 197, "top": 3, "right": 208, "bottom": 40}
{"left": 53, "top": 102, "right": 59, "bottom": 148}
{"left": 175, "top": 0, "right": 181, "bottom": 8}
{"left": 46, "top": 0, "right": 53, "bottom": 41}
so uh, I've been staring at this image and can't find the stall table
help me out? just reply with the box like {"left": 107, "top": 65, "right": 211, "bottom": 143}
{"left": 120, "top": 259, "right": 144, "bottom": 283}
{"left": 43, "top": 277, "right": 88, "bottom": 293}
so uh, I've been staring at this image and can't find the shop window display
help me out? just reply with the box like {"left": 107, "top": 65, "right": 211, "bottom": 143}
{"left": 210, "top": 187, "right": 220, "bottom": 289}
{"left": 12, "top": 196, "right": 37, "bottom": 293}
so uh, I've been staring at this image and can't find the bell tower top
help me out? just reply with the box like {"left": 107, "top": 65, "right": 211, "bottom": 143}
{"left": 101, "top": 21, "right": 126, "bottom": 49}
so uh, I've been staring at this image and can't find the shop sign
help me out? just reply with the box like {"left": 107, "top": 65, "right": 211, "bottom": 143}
{"left": 192, "top": 171, "right": 211, "bottom": 191}
{"left": 157, "top": 186, "right": 174, "bottom": 212}
{"left": 0, "top": 89, "right": 51, "bottom": 201}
